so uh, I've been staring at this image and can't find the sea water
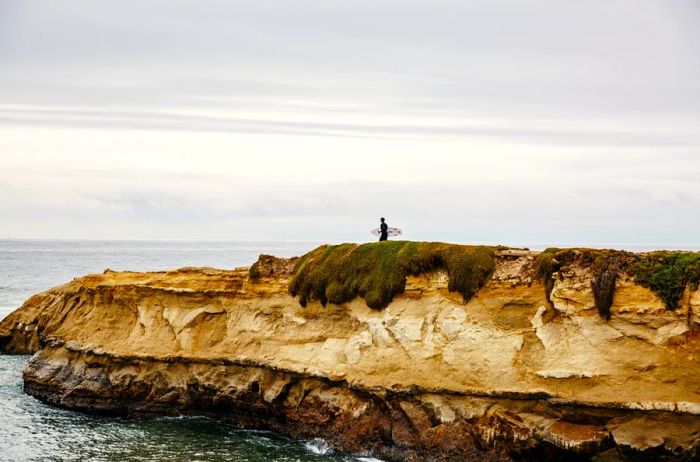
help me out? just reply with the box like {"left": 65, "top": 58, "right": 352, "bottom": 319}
{"left": 0, "top": 239, "right": 375, "bottom": 462}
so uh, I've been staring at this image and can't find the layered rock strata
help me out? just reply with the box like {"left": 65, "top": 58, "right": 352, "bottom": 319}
{"left": 1, "top": 250, "right": 699, "bottom": 461}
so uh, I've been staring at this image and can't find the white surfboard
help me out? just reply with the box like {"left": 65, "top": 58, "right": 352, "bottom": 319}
{"left": 371, "top": 227, "right": 402, "bottom": 237}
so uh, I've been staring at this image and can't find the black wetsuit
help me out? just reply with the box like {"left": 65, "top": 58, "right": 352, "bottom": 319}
{"left": 379, "top": 222, "right": 388, "bottom": 241}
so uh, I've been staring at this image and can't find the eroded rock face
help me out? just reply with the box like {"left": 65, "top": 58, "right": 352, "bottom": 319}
{"left": 1, "top": 252, "right": 699, "bottom": 461}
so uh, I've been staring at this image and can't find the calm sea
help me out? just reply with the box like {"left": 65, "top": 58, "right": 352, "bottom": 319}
{"left": 0, "top": 239, "right": 382, "bottom": 462}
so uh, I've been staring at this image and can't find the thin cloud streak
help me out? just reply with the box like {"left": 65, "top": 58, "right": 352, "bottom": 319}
{"left": 1, "top": 107, "right": 698, "bottom": 147}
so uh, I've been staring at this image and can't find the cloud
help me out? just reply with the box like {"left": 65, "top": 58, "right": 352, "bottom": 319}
{"left": 2, "top": 157, "right": 700, "bottom": 245}
{"left": 0, "top": 0, "right": 698, "bottom": 245}
{"left": 1, "top": 106, "right": 698, "bottom": 147}
{"left": 2, "top": 0, "right": 699, "bottom": 121}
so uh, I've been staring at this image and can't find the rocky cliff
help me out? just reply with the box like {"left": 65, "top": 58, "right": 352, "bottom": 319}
{"left": 1, "top": 243, "right": 699, "bottom": 461}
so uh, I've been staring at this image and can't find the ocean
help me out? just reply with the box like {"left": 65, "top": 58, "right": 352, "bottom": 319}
{"left": 0, "top": 239, "right": 380, "bottom": 462}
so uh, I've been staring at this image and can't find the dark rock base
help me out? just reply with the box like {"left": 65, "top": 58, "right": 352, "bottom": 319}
{"left": 23, "top": 346, "right": 700, "bottom": 462}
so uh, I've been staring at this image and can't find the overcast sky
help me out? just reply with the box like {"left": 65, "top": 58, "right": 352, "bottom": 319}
{"left": 1, "top": 0, "right": 699, "bottom": 247}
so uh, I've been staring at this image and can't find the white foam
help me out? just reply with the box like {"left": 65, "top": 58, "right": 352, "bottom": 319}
{"left": 304, "top": 438, "right": 332, "bottom": 455}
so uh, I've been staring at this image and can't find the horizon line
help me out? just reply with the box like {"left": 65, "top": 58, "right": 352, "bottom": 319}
{"left": 1, "top": 237, "right": 699, "bottom": 251}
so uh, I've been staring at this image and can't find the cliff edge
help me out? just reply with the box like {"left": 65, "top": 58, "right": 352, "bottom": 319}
{"left": 1, "top": 242, "right": 699, "bottom": 461}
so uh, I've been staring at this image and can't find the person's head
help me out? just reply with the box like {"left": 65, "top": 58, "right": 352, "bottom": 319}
{"left": 380, "top": 217, "right": 385, "bottom": 223}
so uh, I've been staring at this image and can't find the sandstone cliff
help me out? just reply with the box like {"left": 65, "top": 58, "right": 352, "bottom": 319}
{"left": 1, "top": 244, "right": 699, "bottom": 461}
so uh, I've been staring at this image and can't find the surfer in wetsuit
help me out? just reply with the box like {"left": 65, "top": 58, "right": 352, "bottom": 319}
{"left": 379, "top": 217, "right": 388, "bottom": 241}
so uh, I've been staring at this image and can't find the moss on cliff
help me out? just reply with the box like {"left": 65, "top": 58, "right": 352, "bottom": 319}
{"left": 289, "top": 241, "right": 496, "bottom": 309}
{"left": 290, "top": 244, "right": 699, "bottom": 312}
{"left": 536, "top": 248, "right": 635, "bottom": 319}
{"left": 535, "top": 248, "right": 576, "bottom": 304}
{"left": 590, "top": 261, "right": 617, "bottom": 320}
{"left": 632, "top": 251, "right": 700, "bottom": 309}
{"left": 589, "top": 251, "right": 635, "bottom": 319}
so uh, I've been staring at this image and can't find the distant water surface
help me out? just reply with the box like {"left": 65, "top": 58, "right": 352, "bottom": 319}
{"left": 0, "top": 239, "right": 323, "bottom": 319}
{"left": 0, "top": 239, "right": 384, "bottom": 462}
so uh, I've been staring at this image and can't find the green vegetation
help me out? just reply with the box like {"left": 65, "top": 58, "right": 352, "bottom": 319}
{"left": 589, "top": 250, "right": 635, "bottom": 319}
{"left": 590, "top": 259, "right": 618, "bottom": 320}
{"left": 289, "top": 241, "right": 496, "bottom": 309}
{"left": 288, "top": 242, "right": 700, "bottom": 313}
{"left": 535, "top": 248, "right": 634, "bottom": 319}
{"left": 535, "top": 248, "right": 576, "bottom": 303}
{"left": 632, "top": 251, "right": 700, "bottom": 309}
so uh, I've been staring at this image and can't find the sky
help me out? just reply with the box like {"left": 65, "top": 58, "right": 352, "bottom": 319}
{"left": 1, "top": 0, "right": 699, "bottom": 247}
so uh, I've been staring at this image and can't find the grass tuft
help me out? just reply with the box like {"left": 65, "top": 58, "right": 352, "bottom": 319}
{"left": 632, "top": 251, "right": 700, "bottom": 309}
{"left": 289, "top": 241, "right": 496, "bottom": 309}
{"left": 535, "top": 248, "right": 575, "bottom": 304}
{"left": 591, "top": 260, "right": 616, "bottom": 320}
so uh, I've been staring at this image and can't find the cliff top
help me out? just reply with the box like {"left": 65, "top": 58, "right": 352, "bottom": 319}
{"left": 276, "top": 242, "right": 700, "bottom": 316}
{"left": 7, "top": 241, "right": 698, "bottom": 318}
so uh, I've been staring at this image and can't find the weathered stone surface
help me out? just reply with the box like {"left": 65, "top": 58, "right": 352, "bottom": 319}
{"left": 0, "top": 252, "right": 698, "bottom": 461}
{"left": 608, "top": 414, "right": 700, "bottom": 456}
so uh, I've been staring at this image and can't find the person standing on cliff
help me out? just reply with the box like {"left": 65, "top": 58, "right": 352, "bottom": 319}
{"left": 379, "top": 217, "right": 388, "bottom": 241}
